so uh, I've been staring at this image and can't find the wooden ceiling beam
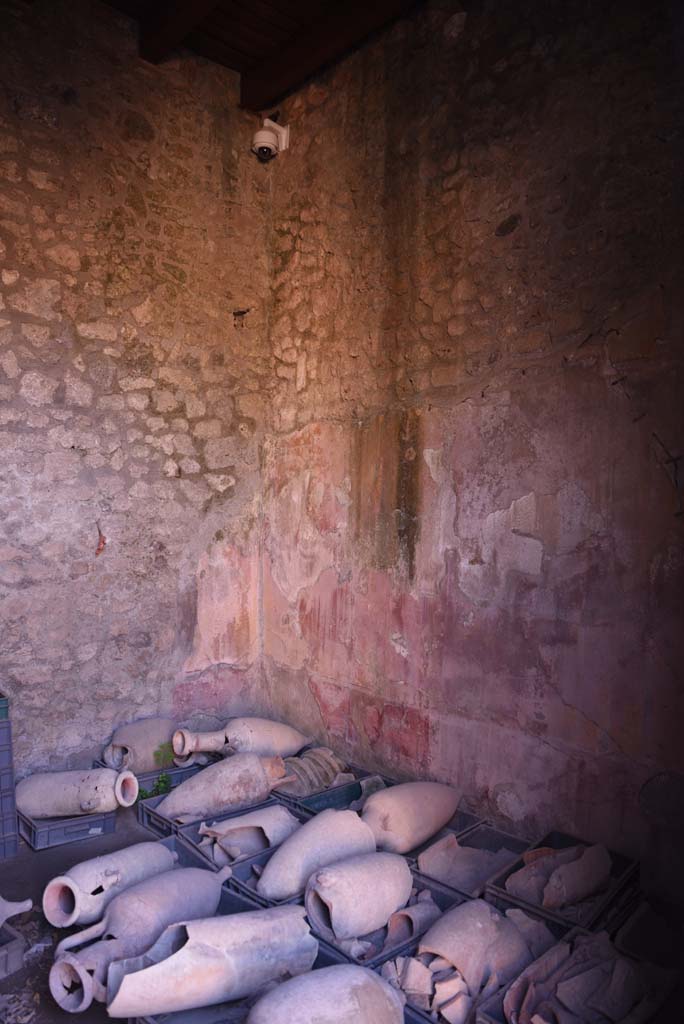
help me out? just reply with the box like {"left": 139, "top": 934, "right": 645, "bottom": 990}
{"left": 140, "top": 0, "right": 222, "bottom": 64}
{"left": 240, "top": 0, "right": 420, "bottom": 110}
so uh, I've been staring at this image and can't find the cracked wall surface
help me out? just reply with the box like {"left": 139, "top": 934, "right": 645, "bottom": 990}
{"left": 0, "top": 0, "right": 274, "bottom": 769}
{"left": 261, "top": 0, "right": 684, "bottom": 854}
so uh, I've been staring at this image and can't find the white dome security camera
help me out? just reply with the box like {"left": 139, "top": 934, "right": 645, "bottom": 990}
{"left": 252, "top": 117, "right": 290, "bottom": 163}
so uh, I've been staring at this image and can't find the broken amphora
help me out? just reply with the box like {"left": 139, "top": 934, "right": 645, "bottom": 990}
{"left": 173, "top": 717, "right": 309, "bottom": 759}
{"left": 361, "top": 782, "right": 459, "bottom": 854}
{"left": 49, "top": 865, "right": 230, "bottom": 1012}
{"left": 257, "top": 808, "right": 376, "bottom": 902}
{"left": 106, "top": 904, "right": 318, "bottom": 1017}
{"left": 15, "top": 767, "right": 138, "bottom": 819}
{"left": 155, "top": 753, "right": 285, "bottom": 823}
{"left": 102, "top": 717, "right": 176, "bottom": 773}
{"left": 246, "top": 963, "right": 405, "bottom": 1024}
{"left": 198, "top": 803, "right": 302, "bottom": 865}
{"left": 43, "top": 841, "right": 177, "bottom": 927}
{"left": 277, "top": 747, "right": 351, "bottom": 797}
{"left": 305, "top": 852, "right": 412, "bottom": 942}
{"left": 0, "top": 893, "right": 32, "bottom": 929}
{"left": 418, "top": 898, "right": 532, "bottom": 1002}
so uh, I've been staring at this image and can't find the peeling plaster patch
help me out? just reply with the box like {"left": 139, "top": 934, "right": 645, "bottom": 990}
{"left": 423, "top": 447, "right": 444, "bottom": 484}
{"left": 484, "top": 495, "right": 544, "bottom": 576}
{"left": 390, "top": 631, "right": 409, "bottom": 659}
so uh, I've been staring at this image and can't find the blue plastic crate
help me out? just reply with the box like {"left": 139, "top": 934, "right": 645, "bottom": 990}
{"left": 0, "top": 767, "right": 14, "bottom": 793}
{"left": 0, "top": 788, "right": 15, "bottom": 816}
{"left": 0, "top": 832, "right": 18, "bottom": 860}
{"left": 17, "top": 807, "right": 116, "bottom": 850}
{"left": 0, "top": 810, "right": 17, "bottom": 837}
{"left": 0, "top": 693, "right": 8, "bottom": 720}
{"left": 0, "top": 922, "right": 25, "bottom": 981}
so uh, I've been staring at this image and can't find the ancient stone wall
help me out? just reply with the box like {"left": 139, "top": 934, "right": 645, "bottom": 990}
{"left": 0, "top": 0, "right": 273, "bottom": 769}
{"left": 262, "top": 0, "right": 684, "bottom": 852}
{"left": 1, "top": 0, "right": 682, "bottom": 859}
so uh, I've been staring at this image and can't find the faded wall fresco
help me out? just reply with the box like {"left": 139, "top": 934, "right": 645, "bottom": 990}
{"left": 261, "top": 0, "right": 684, "bottom": 854}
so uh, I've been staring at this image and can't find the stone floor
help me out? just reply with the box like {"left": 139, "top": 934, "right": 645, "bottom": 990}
{"left": 0, "top": 808, "right": 150, "bottom": 1024}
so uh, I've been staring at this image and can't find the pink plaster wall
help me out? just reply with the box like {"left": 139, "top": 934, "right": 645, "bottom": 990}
{"left": 254, "top": 0, "right": 684, "bottom": 857}
{"left": 260, "top": 374, "right": 682, "bottom": 851}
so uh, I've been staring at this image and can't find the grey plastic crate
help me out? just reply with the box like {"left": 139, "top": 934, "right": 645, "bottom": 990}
{"left": 157, "top": 833, "right": 227, "bottom": 872}
{"left": 128, "top": 893, "right": 348, "bottom": 1024}
{"left": 0, "top": 832, "right": 19, "bottom": 860}
{"left": 178, "top": 800, "right": 312, "bottom": 869}
{"left": 17, "top": 807, "right": 116, "bottom": 850}
{"left": 227, "top": 846, "right": 286, "bottom": 906}
{"left": 138, "top": 794, "right": 278, "bottom": 840}
{"left": 93, "top": 757, "right": 211, "bottom": 794}
{"left": 0, "top": 922, "right": 25, "bottom": 981}
{"left": 413, "top": 823, "right": 531, "bottom": 898}
{"left": 279, "top": 771, "right": 396, "bottom": 814}
{"left": 0, "top": 741, "right": 13, "bottom": 771}
{"left": 0, "top": 719, "right": 11, "bottom": 744}
{"left": 137, "top": 794, "right": 176, "bottom": 838}
{"left": 0, "top": 767, "right": 14, "bottom": 793}
{"left": 487, "top": 829, "right": 638, "bottom": 929}
{"left": 311, "top": 871, "right": 466, "bottom": 970}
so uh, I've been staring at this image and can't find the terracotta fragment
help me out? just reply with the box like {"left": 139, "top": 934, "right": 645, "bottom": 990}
{"left": 155, "top": 753, "right": 285, "bottom": 822}
{"left": 15, "top": 767, "right": 138, "bottom": 819}
{"left": 417, "top": 833, "right": 517, "bottom": 892}
{"left": 503, "top": 932, "right": 676, "bottom": 1024}
{"left": 505, "top": 844, "right": 612, "bottom": 912}
{"left": 42, "top": 841, "right": 177, "bottom": 927}
{"left": 246, "top": 963, "right": 405, "bottom": 1024}
{"left": 172, "top": 717, "right": 308, "bottom": 758}
{"left": 49, "top": 865, "right": 230, "bottom": 1012}
{"left": 0, "top": 893, "right": 32, "bottom": 929}
{"left": 106, "top": 905, "right": 318, "bottom": 1017}
{"left": 504, "top": 846, "right": 581, "bottom": 904}
{"left": 361, "top": 782, "right": 459, "bottom": 854}
{"left": 504, "top": 909, "right": 555, "bottom": 959}
{"left": 418, "top": 899, "right": 532, "bottom": 1000}
{"left": 198, "top": 803, "right": 302, "bottom": 864}
{"left": 102, "top": 717, "right": 176, "bottom": 772}
{"left": 305, "top": 852, "right": 412, "bottom": 941}
{"left": 382, "top": 891, "right": 442, "bottom": 951}
{"left": 542, "top": 844, "right": 611, "bottom": 909}
{"left": 257, "top": 808, "right": 376, "bottom": 902}
{"left": 276, "top": 747, "right": 349, "bottom": 797}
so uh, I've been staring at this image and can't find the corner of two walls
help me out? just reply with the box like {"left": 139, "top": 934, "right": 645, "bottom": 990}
{"left": 257, "top": 0, "right": 684, "bottom": 859}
